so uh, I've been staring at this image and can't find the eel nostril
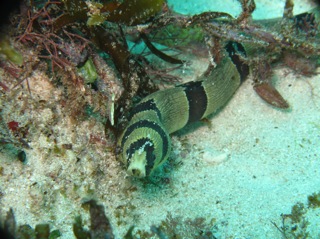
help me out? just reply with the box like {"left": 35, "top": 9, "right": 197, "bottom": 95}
{"left": 131, "top": 169, "right": 140, "bottom": 177}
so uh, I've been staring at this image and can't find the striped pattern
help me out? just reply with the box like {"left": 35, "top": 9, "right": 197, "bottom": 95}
{"left": 180, "top": 81, "right": 208, "bottom": 123}
{"left": 118, "top": 41, "right": 250, "bottom": 177}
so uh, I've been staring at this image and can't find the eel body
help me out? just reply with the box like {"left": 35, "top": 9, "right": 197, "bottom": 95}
{"left": 118, "top": 42, "right": 250, "bottom": 177}
{"left": 116, "top": 6, "right": 319, "bottom": 178}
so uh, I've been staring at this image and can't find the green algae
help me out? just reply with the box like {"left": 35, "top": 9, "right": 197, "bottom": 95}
{"left": 74, "top": 200, "right": 114, "bottom": 239}
{"left": 0, "top": 37, "right": 23, "bottom": 66}
{"left": 74, "top": 200, "right": 217, "bottom": 239}
{"left": 290, "top": 202, "right": 306, "bottom": 224}
{"left": 78, "top": 58, "right": 98, "bottom": 84}
{"left": 273, "top": 191, "right": 320, "bottom": 239}
{"left": 307, "top": 192, "right": 320, "bottom": 208}
{"left": 17, "top": 225, "right": 36, "bottom": 239}
{"left": 73, "top": 216, "right": 90, "bottom": 239}
{"left": 2, "top": 208, "right": 61, "bottom": 239}
{"left": 35, "top": 224, "right": 50, "bottom": 239}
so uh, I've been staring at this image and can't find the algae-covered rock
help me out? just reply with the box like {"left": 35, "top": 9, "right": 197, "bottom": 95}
{"left": 0, "top": 37, "right": 23, "bottom": 66}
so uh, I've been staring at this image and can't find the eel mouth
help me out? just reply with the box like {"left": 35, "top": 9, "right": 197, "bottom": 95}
{"left": 127, "top": 151, "right": 147, "bottom": 178}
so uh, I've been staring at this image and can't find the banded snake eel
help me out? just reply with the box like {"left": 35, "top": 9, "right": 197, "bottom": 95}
{"left": 116, "top": 7, "right": 319, "bottom": 178}
{"left": 117, "top": 41, "right": 249, "bottom": 177}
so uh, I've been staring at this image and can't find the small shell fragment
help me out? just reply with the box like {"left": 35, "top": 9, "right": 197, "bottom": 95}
{"left": 202, "top": 151, "right": 230, "bottom": 165}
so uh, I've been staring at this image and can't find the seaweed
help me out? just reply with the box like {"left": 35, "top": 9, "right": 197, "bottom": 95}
{"left": 153, "top": 213, "right": 216, "bottom": 239}
{"left": 307, "top": 192, "right": 320, "bottom": 208}
{"left": 2, "top": 194, "right": 319, "bottom": 239}
{"left": 272, "top": 191, "right": 320, "bottom": 239}
{"left": 16, "top": 0, "right": 167, "bottom": 131}
{"left": 0, "top": 109, "right": 30, "bottom": 151}
{"left": 52, "top": 0, "right": 88, "bottom": 31}
{"left": 105, "top": 0, "right": 166, "bottom": 26}
{"left": 86, "top": 200, "right": 114, "bottom": 239}
{"left": 73, "top": 216, "right": 91, "bottom": 239}
{"left": 2, "top": 0, "right": 318, "bottom": 131}
{"left": 73, "top": 200, "right": 114, "bottom": 239}
{"left": 134, "top": 0, "right": 319, "bottom": 109}
{"left": 1, "top": 208, "right": 61, "bottom": 239}
{"left": 73, "top": 199, "right": 217, "bottom": 239}
{"left": 140, "top": 32, "right": 185, "bottom": 64}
